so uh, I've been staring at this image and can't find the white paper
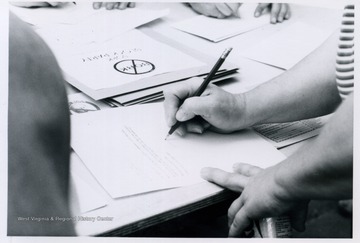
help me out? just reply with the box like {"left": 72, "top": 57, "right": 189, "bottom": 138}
{"left": 71, "top": 103, "right": 285, "bottom": 198}
{"left": 172, "top": 3, "right": 269, "bottom": 42}
{"left": 70, "top": 152, "right": 108, "bottom": 213}
{"left": 238, "top": 21, "right": 336, "bottom": 69}
{"left": 60, "top": 29, "right": 205, "bottom": 91}
{"left": 36, "top": 8, "right": 169, "bottom": 52}
{"left": 9, "top": 2, "right": 93, "bottom": 26}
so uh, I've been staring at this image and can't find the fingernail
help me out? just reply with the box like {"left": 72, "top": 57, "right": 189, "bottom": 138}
{"left": 278, "top": 17, "right": 283, "bottom": 22}
{"left": 271, "top": 17, "right": 277, "bottom": 23}
{"left": 254, "top": 12, "right": 260, "bottom": 17}
{"left": 194, "top": 127, "right": 204, "bottom": 134}
{"left": 232, "top": 163, "right": 240, "bottom": 170}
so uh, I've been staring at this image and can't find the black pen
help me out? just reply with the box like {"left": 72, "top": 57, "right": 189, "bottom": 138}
{"left": 165, "top": 47, "right": 233, "bottom": 140}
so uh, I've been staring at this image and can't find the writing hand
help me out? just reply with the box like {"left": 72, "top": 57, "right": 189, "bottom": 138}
{"left": 93, "top": 2, "right": 135, "bottom": 10}
{"left": 188, "top": 3, "right": 242, "bottom": 19}
{"left": 163, "top": 77, "right": 247, "bottom": 136}
{"left": 254, "top": 3, "right": 291, "bottom": 24}
{"left": 201, "top": 163, "right": 308, "bottom": 237}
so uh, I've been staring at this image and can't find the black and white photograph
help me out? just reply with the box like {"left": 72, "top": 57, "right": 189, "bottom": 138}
{"left": 1, "top": 0, "right": 357, "bottom": 241}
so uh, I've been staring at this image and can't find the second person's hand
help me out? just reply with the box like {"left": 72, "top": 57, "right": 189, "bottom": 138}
{"left": 254, "top": 3, "right": 291, "bottom": 24}
{"left": 201, "top": 163, "right": 308, "bottom": 237}
{"left": 188, "top": 3, "right": 242, "bottom": 19}
{"left": 93, "top": 2, "right": 136, "bottom": 10}
{"left": 163, "top": 77, "right": 248, "bottom": 136}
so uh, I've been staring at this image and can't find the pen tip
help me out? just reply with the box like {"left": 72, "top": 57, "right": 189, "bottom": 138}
{"left": 164, "top": 134, "right": 170, "bottom": 140}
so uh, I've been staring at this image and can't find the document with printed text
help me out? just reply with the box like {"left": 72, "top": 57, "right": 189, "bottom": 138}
{"left": 70, "top": 103, "right": 285, "bottom": 198}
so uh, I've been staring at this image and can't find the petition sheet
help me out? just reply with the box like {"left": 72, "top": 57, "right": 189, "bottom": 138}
{"left": 70, "top": 103, "right": 285, "bottom": 199}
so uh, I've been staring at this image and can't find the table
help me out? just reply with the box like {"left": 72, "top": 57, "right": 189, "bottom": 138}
{"left": 65, "top": 2, "right": 342, "bottom": 236}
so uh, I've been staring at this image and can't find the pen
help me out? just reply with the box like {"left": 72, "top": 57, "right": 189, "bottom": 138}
{"left": 165, "top": 47, "right": 233, "bottom": 140}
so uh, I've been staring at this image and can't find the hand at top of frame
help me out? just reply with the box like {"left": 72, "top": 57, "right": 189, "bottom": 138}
{"left": 92, "top": 2, "right": 136, "bottom": 10}
{"left": 188, "top": 3, "right": 242, "bottom": 19}
{"left": 254, "top": 3, "right": 291, "bottom": 24}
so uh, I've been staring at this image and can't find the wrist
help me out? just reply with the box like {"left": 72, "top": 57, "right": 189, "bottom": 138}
{"left": 232, "top": 93, "right": 252, "bottom": 130}
{"left": 242, "top": 90, "right": 272, "bottom": 128}
{"left": 273, "top": 159, "right": 306, "bottom": 202}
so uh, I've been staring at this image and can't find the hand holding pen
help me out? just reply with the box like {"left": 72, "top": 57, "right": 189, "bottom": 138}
{"left": 163, "top": 48, "right": 249, "bottom": 138}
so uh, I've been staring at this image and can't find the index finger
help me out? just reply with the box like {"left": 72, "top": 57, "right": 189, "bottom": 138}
{"left": 201, "top": 167, "right": 249, "bottom": 192}
{"left": 163, "top": 77, "right": 203, "bottom": 127}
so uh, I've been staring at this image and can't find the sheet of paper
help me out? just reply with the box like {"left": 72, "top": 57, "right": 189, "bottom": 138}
{"left": 69, "top": 152, "right": 108, "bottom": 214}
{"left": 59, "top": 29, "right": 205, "bottom": 91}
{"left": 238, "top": 21, "right": 336, "bottom": 69}
{"left": 253, "top": 116, "right": 330, "bottom": 148}
{"left": 172, "top": 3, "right": 269, "bottom": 42}
{"left": 71, "top": 103, "right": 285, "bottom": 199}
{"left": 9, "top": 2, "right": 93, "bottom": 26}
{"left": 36, "top": 8, "right": 169, "bottom": 52}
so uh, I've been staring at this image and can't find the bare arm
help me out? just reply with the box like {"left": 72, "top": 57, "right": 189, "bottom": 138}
{"left": 164, "top": 31, "right": 342, "bottom": 135}
{"left": 244, "top": 31, "right": 341, "bottom": 125}
{"left": 201, "top": 93, "right": 353, "bottom": 236}
{"left": 276, "top": 93, "right": 353, "bottom": 200}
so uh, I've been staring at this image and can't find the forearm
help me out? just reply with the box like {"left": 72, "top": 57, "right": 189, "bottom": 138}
{"left": 242, "top": 31, "right": 341, "bottom": 126}
{"left": 275, "top": 94, "right": 353, "bottom": 200}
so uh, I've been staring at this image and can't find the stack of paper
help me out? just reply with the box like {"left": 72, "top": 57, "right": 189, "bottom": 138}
{"left": 59, "top": 29, "right": 238, "bottom": 103}
{"left": 71, "top": 103, "right": 285, "bottom": 199}
{"left": 108, "top": 68, "right": 239, "bottom": 106}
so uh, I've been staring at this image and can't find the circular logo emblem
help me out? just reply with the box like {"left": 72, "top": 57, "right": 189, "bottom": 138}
{"left": 114, "top": 59, "right": 155, "bottom": 75}
{"left": 69, "top": 101, "right": 100, "bottom": 115}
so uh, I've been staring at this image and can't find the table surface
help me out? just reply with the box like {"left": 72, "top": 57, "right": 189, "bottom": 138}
{"left": 64, "top": 2, "right": 342, "bottom": 236}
